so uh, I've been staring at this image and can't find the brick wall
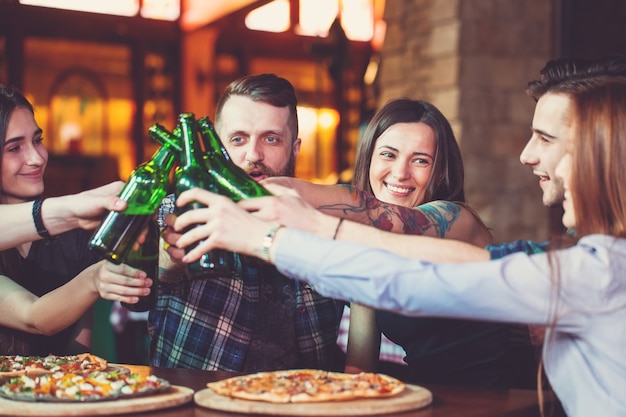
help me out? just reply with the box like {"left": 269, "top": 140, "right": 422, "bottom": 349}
{"left": 379, "top": 0, "right": 554, "bottom": 243}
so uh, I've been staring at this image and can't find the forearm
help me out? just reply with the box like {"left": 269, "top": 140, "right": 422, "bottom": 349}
{"left": 286, "top": 179, "right": 478, "bottom": 238}
{"left": 30, "top": 270, "right": 99, "bottom": 334}
{"left": 302, "top": 199, "right": 491, "bottom": 262}
{"left": 0, "top": 181, "right": 127, "bottom": 251}
{"left": 15, "top": 269, "right": 99, "bottom": 335}
{"left": 267, "top": 219, "right": 489, "bottom": 267}
{"left": 0, "top": 198, "right": 79, "bottom": 251}
{"left": 29, "top": 283, "right": 98, "bottom": 335}
{"left": 336, "top": 220, "right": 490, "bottom": 262}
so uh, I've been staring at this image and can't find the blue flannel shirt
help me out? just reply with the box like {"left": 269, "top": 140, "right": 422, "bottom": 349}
{"left": 148, "top": 195, "right": 345, "bottom": 371}
{"left": 487, "top": 239, "right": 549, "bottom": 259}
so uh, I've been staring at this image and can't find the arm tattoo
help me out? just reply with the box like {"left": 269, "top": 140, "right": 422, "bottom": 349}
{"left": 316, "top": 185, "right": 461, "bottom": 236}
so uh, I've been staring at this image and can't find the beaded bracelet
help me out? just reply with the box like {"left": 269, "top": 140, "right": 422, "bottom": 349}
{"left": 260, "top": 224, "right": 283, "bottom": 263}
{"left": 32, "top": 197, "right": 51, "bottom": 239}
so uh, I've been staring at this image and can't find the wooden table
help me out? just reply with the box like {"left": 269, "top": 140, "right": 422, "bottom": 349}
{"left": 0, "top": 365, "right": 561, "bottom": 417}
{"left": 131, "top": 365, "right": 551, "bottom": 417}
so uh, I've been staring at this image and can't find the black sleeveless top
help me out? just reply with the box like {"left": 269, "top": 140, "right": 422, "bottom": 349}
{"left": 376, "top": 310, "right": 537, "bottom": 388}
{"left": 6, "top": 229, "right": 100, "bottom": 355}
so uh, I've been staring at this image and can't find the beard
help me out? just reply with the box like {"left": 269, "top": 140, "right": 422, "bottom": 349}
{"left": 543, "top": 176, "right": 565, "bottom": 207}
{"left": 242, "top": 154, "right": 297, "bottom": 179}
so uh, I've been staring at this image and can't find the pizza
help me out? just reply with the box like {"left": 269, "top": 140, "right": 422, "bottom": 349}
{"left": 0, "top": 353, "right": 108, "bottom": 377}
{"left": 0, "top": 370, "right": 171, "bottom": 402}
{"left": 206, "top": 369, "right": 405, "bottom": 403}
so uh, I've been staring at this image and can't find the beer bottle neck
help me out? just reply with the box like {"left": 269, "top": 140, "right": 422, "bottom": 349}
{"left": 197, "top": 116, "right": 231, "bottom": 161}
{"left": 179, "top": 115, "right": 203, "bottom": 169}
{"left": 148, "top": 123, "right": 182, "bottom": 152}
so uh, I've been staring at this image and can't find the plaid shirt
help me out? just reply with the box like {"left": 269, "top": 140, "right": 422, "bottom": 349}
{"left": 148, "top": 195, "right": 345, "bottom": 371}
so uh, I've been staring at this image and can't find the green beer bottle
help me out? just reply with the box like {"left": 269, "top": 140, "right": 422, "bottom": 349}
{"left": 173, "top": 113, "right": 234, "bottom": 278}
{"left": 89, "top": 142, "right": 177, "bottom": 264}
{"left": 122, "top": 219, "right": 160, "bottom": 312}
{"left": 197, "top": 116, "right": 272, "bottom": 200}
{"left": 147, "top": 123, "right": 182, "bottom": 154}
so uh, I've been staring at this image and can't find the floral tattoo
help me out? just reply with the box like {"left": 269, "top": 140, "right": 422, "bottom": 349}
{"left": 316, "top": 185, "right": 461, "bottom": 237}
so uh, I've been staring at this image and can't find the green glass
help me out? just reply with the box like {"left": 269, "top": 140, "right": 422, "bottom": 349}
{"left": 173, "top": 113, "right": 235, "bottom": 278}
{"left": 148, "top": 123, "right": 182, "bottom": 153}
{"left": 122, "top": 220, "right": 159, "bottom": 312}
{"left": 197, "top": 116, "right": 272, "bottom": 201}
{"left": 89, "top": 144, "right": 177, "bottom": 264}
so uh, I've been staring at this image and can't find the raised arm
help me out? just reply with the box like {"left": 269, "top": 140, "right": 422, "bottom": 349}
{"left": 262, "top": 177, "right": 491, "bottom": 245}
{"left": 0, "top": 181, "right": 126, "bottom": 251}
{"left": 171, "top": 189, "right": 492, "bottom": 266}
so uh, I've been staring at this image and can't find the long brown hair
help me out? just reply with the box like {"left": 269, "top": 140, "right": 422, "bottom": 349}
{"left": 569, "top": 80, "right": 626, "bottom": 238}
{"left": 0, "top": 84, "right": 36, "bottom": 354}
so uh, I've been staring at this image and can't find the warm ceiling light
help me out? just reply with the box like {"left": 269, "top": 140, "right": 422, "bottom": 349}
{"left": 296, "top": 0, "right": 338, "bottom": 37}
{"left": 141, "top": 0, "right": 180, "bottom": 20}
{"left": 340, "top": 0, "right": 374, "bottom": 41}
{"left": 246, "top": 0, "right": 374, "bottom": 41}
{"left": 19, "top": 0, "right": 140, "bottom": 16}
{"left": 19, "top": 0, "right": 180, "bottom": 20}
{"left": 245, "top": 0, "right": 290, "bottom": 33}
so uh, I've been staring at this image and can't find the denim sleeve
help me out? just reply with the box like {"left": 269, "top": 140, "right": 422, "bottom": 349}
{"left": 486, "top": 240, "right": 549, "bottom": 259}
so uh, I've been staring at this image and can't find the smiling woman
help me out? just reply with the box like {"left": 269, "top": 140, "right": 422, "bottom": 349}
{"left": 342, "top": 98, "right": 536, "bottom": 389}
{"left": 0, "top": 84, "right": 153, "bottom": 356}
{"left": 1, "top": 107, "right": 47, "bottom": 204}
{"left": 367, "top": 121, "right": 436, "bottom": 208}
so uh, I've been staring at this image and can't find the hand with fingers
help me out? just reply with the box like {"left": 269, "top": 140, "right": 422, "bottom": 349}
{"left": 92, "top": 260, "right": 153, "bottom": 305}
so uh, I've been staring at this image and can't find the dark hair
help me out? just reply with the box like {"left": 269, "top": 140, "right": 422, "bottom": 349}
{"left": 215, "top": 73, "right": 299, "bottom": 141}
{"left": 0, "top": 85, "right": 34, "bottom": 180}
{"left": 352, "top": 98, "right": 465, "bottom": 203}
{"left": 0, "top": 84, "right": 35, "bottom": 354}
{"left": 526, "top": 56, "right": 626, "bottom": 101}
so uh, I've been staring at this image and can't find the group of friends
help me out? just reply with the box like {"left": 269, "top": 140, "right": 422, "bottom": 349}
{"left": 0, "top": 55, "right": 625, "bottom": 417}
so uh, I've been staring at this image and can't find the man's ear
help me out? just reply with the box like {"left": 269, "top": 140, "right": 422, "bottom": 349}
{"left": 292, "top": 137, "right": 302, "bottom": 158}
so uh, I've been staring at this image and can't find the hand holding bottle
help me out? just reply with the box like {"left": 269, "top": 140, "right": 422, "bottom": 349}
{"left": 87, "top": 259, "right": 153, "bottom": 305}
{"left": 89, "top": 143, "right": 177, "bottom": 264}
{"left": 161, "top": 214, "right": 186, "bottom": 264}
{"left": 43, "top": 181, "right": 127, "bottom": 232}
{"left": 122, "top": 219, "right": 160, "bottom": 311}
{"left": 171, "top": 188, "right": 274, "bottom": 262}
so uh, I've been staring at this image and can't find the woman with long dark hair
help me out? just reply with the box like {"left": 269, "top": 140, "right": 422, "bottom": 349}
{"left": 345, "top": 98, "right": 534, "bottom": 388}
{"left": 0, "top": 84, "right": 151, "bottom": 355}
